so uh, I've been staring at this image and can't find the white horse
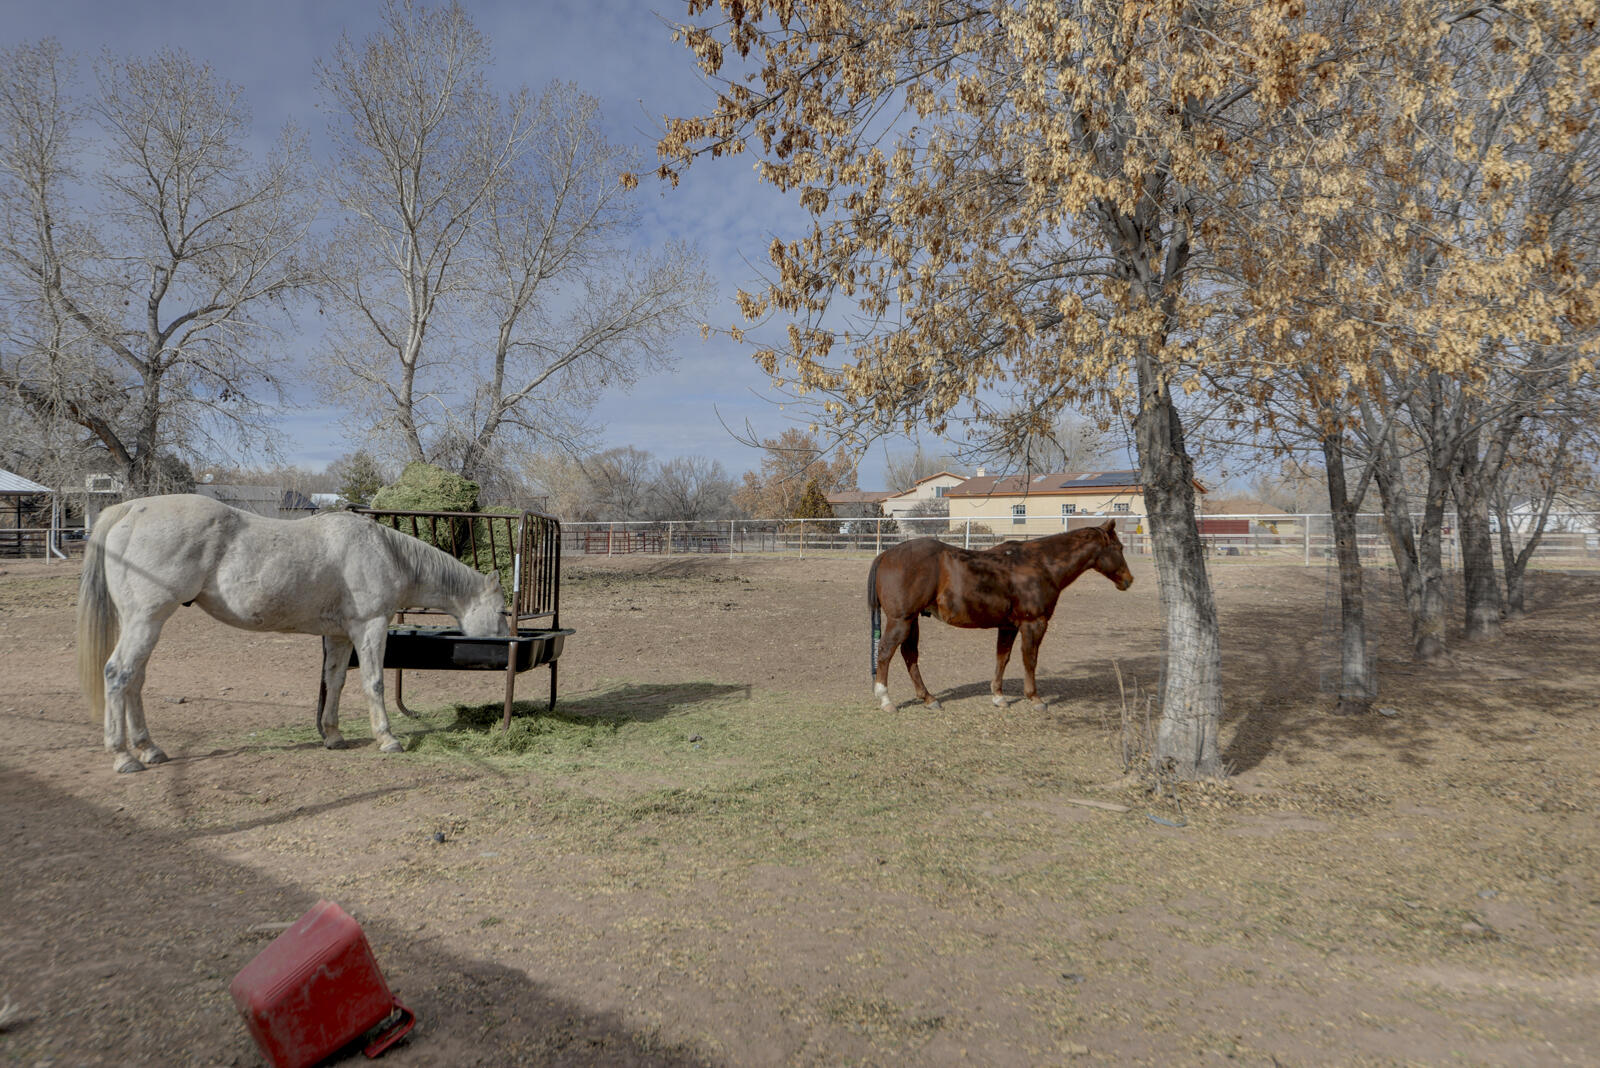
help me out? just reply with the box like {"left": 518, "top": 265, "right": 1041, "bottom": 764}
{"left": 77, "top": 494, "right": 507, "bottom": 773}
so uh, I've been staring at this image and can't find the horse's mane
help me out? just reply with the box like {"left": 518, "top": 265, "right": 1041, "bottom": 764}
{"left": 371, "top": 521, "right": 485, "bottom": 597}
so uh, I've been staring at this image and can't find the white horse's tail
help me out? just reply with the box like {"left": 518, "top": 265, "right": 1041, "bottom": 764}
{"left": 77, "top": 502, "right": 131, "bottom": 719}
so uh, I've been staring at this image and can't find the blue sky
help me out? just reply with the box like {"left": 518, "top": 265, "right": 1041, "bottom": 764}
{"left": 3, "top": 0, "right": 932, "bottom": 487}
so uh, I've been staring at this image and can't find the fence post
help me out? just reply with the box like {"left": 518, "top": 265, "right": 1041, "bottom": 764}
{"left": 1303, "top": 515, "right": 1311, "bottom": 566}
{"left": 729, "top": 519, "right": 736, "bottom": 559}
{"left": 964, "top": 519, "right": 971, "bottom": 549}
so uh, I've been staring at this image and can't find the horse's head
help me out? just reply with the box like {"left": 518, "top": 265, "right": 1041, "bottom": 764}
{"left": 459, "top": 574, "right": 510, "bottom": 637}
{"left": 1094, "top": 519, "right": 1134, "bottom": 591}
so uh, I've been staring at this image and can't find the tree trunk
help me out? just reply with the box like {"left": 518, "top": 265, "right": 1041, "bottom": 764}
{"left": 1135, "top": 372, "right": 1222, "bottom": 779}
{"left": 1452, "top": 426, "right": 1502, "bottom": 640}
{"left": 1368, "top": 415, "right": 1448, "bottom": 662}
{"left": 1494, "top": 482, "right": 1556, "bottom": 620}
{"left": 1454, "top": 492, "right": 1501, "bottom": 639}
{"left": 1321, "top": 428, "right": 1373, "bottom": 713}
{"left": 1501, "top": 535, "right": 1529, "bottom": 618}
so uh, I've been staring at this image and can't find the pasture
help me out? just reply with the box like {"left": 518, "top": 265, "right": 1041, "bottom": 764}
{"left": 1, "top": 554, "right": 1596, "bottom": 1066}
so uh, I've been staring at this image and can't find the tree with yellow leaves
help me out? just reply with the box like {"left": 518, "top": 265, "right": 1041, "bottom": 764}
{"left": 659, "top": 0, "right": 1598, "bottom": 776}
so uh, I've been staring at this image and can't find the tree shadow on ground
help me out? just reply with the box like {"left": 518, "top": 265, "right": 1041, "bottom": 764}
{"left": 1213, "top": 571, "right": 1600, "bottom": 775}
{"left": 0, "top": 770, "right": 715, "bottom": 1067}
{"left": 441, "top": 682, "right": 750, "bottom": 733}
{"left": 930, "top": 654, "right": 1167, "bottom": 720}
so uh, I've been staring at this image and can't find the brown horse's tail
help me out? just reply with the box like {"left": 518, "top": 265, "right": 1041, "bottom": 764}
{"left": 77, "top": 501, "right": 130, "bottom": 720}
{"left": 867, "top": 554, "right": 882, "bottom": 681}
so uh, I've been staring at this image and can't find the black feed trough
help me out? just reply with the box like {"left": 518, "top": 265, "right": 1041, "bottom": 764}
{"left": 353, "top": 506, "right": 572, "bottom": 730}
{"left": 358, "top": 626, "right": 575, "bottom": 673}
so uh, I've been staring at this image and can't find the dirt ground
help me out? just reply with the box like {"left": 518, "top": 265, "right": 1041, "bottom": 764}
{"left": 0, "top": 550, "right": 1596, "bottom": 1066}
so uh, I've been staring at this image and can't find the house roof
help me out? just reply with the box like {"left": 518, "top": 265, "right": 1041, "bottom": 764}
{"left": 948, "top": 469, "right": 1144, "bottom": 497}
{"left": 826, "top": 489, "right": 894, "bottom": 505}
{"left": 0, "top": 468, "right": 52, "bottom": 495}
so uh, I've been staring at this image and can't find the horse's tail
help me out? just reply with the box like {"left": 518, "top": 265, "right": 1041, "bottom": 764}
{"left": 77, "top": 501, "right": 130, "bottom": 719}
{"left": 867, "top": 554, "right": 882, "bottom": 682}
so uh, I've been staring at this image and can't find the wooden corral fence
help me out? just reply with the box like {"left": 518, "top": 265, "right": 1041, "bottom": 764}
{"left": 355, "top": 507, "right": 573, "bottom": 730}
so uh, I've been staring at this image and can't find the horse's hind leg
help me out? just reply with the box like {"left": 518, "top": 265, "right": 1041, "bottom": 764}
{"left": 992, "top": 627, "right": 1018, "bottom": 707}
{"left": 874, "top": 616, "right": 911, "bottom": 711}
{"left": 899, "top": 618, "right": 942, "bottom": 711}
{"left": 1020, "top": 620, "right": 1050, "bottom": 712}
{"left": 103, "top": 616, "right": 172, "bottom": 773}
{"left": 318, "top": 636, "right": 355, "bottom": 750}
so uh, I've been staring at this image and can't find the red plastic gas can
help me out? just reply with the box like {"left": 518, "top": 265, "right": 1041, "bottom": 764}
{"left": 230, "top": 900, "right": 415, "bottom": 1068}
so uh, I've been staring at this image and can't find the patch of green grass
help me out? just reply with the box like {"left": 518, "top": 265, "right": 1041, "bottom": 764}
{"left": 401, "top": 680, "right": 750, "bottom": 766}
{"left": 236, "top": 722, "right": 324, "bottom": 747}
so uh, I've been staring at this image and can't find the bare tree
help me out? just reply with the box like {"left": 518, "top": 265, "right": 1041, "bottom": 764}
{"left": 651, "top": 455, "right": 737, "bottom": 521}
{"left": 882, "top": 444, "right": 962, "bottom": 493}
{"left": 0, "top": 41, "right": 317, "bottom": 494}
{"left": 317, "top": 2, "right": 710, "bottom": 479}
{"left": 583, "top": 446, "right": 659, "bottom": 521}
{"left": 996, "top": 409, "right": 1121, "bottom": 477}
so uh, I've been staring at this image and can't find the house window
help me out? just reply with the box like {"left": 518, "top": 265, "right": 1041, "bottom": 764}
{"left": 1011, "top": 504, "right": 1026, "bottom": 525}
{"left": 934, "top": 486, "right": 947, "bottom": 498}
{"left": 1113, "top": 502, "right": 1130, "bottom": 514}
{"left": 1061, "top": 503, "right": 1077, "bottom": 520}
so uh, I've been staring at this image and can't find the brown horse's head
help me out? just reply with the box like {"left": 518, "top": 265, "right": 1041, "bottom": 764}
{"left": 1093, "top": 519, "right": 1134, "bottom": 590}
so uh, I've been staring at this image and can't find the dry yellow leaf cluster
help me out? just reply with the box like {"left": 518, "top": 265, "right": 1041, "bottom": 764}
{"left": 658, "top": 0, "right": 1597, "bottom": 455}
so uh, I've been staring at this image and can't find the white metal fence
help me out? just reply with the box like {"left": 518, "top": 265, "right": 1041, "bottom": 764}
{"left": 8, "top": 512, "right": 1598, "bottom": 569}
{"left": 558, "top": 513, "right": 1600, "bottom": 568}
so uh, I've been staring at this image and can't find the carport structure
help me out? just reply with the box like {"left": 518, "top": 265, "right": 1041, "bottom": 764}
{"left": 0, "top": 468, "right": 64, "bottom": 559}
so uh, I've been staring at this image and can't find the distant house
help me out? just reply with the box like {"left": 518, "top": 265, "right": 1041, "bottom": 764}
{"left": 827, "top": 472, "right": 969, "bottom": 523}
{"left": 945, "top": 469, "right": 1204, "bottom": 534}
{"left": 196, "top": 483, "right": 280, "bottom": 516}
{"left": 1494, "top": 493, "right": 1600, "bottom": 536}
{"left": 824, "top": 489, "right": 893, "bottom": 520}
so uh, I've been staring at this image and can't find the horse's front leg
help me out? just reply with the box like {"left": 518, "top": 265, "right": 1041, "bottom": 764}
{"left": 351, "top": 623, "right": 403, "bottom": 753}
{"left": 1019, "top": 620, "right": 1050, "bottom": 712}
{"left": 104, "top": 616, "right": 172, "bottom": 773}
{"left": 318, "top": 635, "right": 355, "bottom": 750}
{"left": 992, "top": 627, "right": 1018, "bottom": 707}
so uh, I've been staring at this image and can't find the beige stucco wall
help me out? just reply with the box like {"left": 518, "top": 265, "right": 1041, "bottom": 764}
{"left": 947, "top": 490, "right": 1147, "bottom": 534}
{"left": 882, "top": 473, "right": 969, "bottom": 518}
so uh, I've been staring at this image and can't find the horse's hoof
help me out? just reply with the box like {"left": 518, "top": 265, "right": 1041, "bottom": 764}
{"left": 879, "top": 698, "right": 894, "bottom": 712}
{"left": 378, "top": 738, "right": 404, "bottom": 754}
{"left": 1031, "top": 701, "right": 1049, "bottom": 713}
{"left": 925, "top": 699, "right": 943, "bottom": 711}
{"left": 322, "top": 732, "right": 346, "bottom": 750}
{"left": 991, "top": 695, "right": 1007, "bottom": 707}
{"left": 114, "top": 755, "right": 145, "bottom": 774}
{"left": 138, "top": 746, "right": 169, "bottom": 765}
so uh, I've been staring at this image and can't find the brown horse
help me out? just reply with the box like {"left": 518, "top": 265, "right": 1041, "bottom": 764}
{"left": 867, "top": 519, "right": 1134, "bottom": 712}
